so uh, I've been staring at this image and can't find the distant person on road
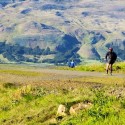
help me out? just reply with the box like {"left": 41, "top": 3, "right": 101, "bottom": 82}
{"left": 105, "top": 48, "right": 117, "bottom": 75}
{"left": 68, "top": 60, "right": 75, "bottom": 68}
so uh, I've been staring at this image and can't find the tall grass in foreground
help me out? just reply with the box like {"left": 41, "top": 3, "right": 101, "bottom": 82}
{"left": 0, "top": 81, "right": 125, "bottom": 125}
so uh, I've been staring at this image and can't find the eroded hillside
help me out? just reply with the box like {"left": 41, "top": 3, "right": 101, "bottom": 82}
{"left": 0, "top": 0, "right": 125, "bottom": 63}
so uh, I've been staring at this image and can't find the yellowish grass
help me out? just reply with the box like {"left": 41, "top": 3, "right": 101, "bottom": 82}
{"left": 73, "top": 76, "right": 125, "bottom": 86}
{"left": 0, "top": 70, "right": 43, "bottom": 77}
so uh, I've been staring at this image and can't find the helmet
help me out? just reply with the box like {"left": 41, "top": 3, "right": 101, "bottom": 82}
{"left": 109, "top": 48, "right": 113, "bottom": 51}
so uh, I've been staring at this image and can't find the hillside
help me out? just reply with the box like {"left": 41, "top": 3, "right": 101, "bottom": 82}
{"left": 0, "top": 0, "right": 125, "bottom": 64}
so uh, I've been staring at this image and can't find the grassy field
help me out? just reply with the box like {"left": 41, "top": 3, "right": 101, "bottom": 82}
{"left": 56, "top": 62, "right": 125, "bottom": 73}
{"left": 0, "top": 63, "right": 125, "bottom": 125}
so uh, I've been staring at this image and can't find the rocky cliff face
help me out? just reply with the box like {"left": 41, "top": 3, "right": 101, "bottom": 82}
{"left": 0, "top": 0, "right": 125, "bottom": 64}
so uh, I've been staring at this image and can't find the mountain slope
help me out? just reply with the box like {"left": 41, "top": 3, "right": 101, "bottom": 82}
{"left": 0, "top": 0, "right": 125, "bottom": 64}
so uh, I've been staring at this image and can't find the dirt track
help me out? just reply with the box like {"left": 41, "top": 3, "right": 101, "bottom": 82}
{"left": 40, "top": 68, "right": 125, "bottom": 78}
{"left": 0, "top": 66, "right": 125, "bottom": 87}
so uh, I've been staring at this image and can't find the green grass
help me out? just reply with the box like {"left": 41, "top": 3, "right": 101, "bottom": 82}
{"left": 0, "top": 63, "right": 125, "bottom": 124}
{"left": 56, "top": 62, "right": 125, "bottom": 73}
{"left": 0, "top": 79, "right": 125, "bottom": 125}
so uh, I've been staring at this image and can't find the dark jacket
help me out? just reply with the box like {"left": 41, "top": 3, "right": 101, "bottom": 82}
{"left": 105, "top": 51, "right": 117, "bottom": 62}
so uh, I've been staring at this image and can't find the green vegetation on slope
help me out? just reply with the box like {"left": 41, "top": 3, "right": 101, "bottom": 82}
{"left": 1, "top": 0, "right": 125, "bottom": 63}
{"left": 0, "top": 42, "right": 55, "bottom": 63}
